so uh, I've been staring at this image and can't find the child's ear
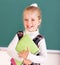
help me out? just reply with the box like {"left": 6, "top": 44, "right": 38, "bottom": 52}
{"left": 38, "top": 19, "right": 42, "bottom": 25}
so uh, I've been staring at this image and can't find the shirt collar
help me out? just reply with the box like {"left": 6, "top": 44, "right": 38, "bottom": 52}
{"left": 24, "top": 29, "right": 39, "bottom": 39}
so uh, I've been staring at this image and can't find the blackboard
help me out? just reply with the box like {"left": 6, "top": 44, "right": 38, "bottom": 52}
{"left": 0, "top": 0, "right": 60, "bottom": 50}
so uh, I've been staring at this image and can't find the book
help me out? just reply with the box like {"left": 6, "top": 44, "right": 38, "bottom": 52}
{"left": 15, "top": 34, "right": 39, "bottom": 54}
{"left": 11, "top": 58, "right": 23, "bottom": 65}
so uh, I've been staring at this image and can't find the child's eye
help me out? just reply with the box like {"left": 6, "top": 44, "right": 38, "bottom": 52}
{"left": 24, "top": 19, "right": 28, "bottom": 21}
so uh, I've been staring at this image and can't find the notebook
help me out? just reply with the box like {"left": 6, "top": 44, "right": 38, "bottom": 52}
{"left": 15, "top": 34, "right": 39, "bottom": 54}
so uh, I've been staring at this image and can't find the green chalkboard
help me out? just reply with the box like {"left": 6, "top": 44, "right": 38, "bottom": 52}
{"left": 0, "top": 0, "right": 60, "bottom": 50}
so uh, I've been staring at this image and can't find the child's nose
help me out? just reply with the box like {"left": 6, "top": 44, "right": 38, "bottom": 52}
{"left": 28, "top": 20, "right": 32, "bottom": 24}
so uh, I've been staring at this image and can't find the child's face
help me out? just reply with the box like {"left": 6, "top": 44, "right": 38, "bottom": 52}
{"left": 23, "top": 10, "right": 41, "bottom": 32}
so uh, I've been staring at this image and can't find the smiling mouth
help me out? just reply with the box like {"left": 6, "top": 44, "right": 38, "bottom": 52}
{"left": 27, "top": 25, "right": 33, "bottom": 29}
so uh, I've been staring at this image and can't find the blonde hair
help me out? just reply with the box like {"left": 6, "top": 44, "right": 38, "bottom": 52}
{"left": 23, "top": 6, "right": 42, "bottom": 20}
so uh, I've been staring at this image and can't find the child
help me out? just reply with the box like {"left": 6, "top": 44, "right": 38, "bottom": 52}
{"left": 8, "top": 3, "right": 47, "bottom": 65}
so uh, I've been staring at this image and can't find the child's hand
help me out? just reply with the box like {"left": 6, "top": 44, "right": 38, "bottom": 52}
{"left": 18, "top": 48, "right": 29, "bottom": 59}
{"left": 23, "top": 59, "right": 32, "bottom": 65}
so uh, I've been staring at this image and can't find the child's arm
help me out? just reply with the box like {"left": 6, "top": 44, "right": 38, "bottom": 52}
{"left": 27, "top": 38, "right": 47, "bottom": 64}
{"left": 7, "top": 34, "right": 23, "bottom": 62}
{"left": 8, "top": 34, "right": 18, "bottom": 50}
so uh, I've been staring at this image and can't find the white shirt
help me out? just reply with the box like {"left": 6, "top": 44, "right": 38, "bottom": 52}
{"left": 7, "top": 29, "right": 47, "bottom": 65}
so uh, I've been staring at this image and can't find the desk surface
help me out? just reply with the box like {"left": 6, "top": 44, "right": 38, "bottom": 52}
{"left": 0, "top": 51, "right": 11, "bottom": 65}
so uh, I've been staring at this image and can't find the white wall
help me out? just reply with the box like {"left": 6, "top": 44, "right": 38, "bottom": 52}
{"left": 43, "top": 50, "right": 60, "bottom": 65}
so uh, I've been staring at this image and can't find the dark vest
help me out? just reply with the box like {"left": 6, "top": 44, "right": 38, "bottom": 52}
{"left": 17, "top": 31, "right": 43, "bottom": 65}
